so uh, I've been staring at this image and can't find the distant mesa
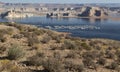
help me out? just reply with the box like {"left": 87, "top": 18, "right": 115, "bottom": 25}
{"left": 78, "top": 6, "right": 108, "bottom": 18}
{"left": 47, "top": 6, "right": 108, "bottom": 18}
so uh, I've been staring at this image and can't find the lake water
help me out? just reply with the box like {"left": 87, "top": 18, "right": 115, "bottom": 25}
{"left": 0, "top": 16, "right": 120, "bottom": 41}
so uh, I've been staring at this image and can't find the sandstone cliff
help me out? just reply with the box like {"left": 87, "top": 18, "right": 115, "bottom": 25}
{"left": 1, "top": 10, "right": 34, "bottom": 18}
{"left": 78, "top": 6, "right": 108, "bottom": 18}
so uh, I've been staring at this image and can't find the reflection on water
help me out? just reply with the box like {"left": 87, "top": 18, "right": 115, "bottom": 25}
{"left": 0, "top": 16, "right": 120, "bottom": 40}
{"left": 81, "top": 18, "right": 107, "bottom": 24}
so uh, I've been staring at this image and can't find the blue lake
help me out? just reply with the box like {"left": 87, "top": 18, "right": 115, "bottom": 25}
{"left": 0, "top": 16, "right": 120, "bottom": 40}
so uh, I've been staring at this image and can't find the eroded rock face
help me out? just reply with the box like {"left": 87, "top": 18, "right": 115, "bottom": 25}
{"left": 1, "top": 10, "right": 34, "bottom": 18}
{"left": 78, "top": 6, "right": 108, "bottom": 17}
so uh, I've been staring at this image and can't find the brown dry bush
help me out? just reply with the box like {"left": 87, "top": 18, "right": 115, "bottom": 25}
{"left": 64, "top": 61, "right": 84, "bottom": 72}
{"left": 41, "top": 35, "right": 51, "bottom": 44}
{"left": 62, "top": 40, "right": 77, "bottom": 50}
{"left": 42, "top": 58, "right": 65, "bottom": 72}
{"left": 27, "top": 33, "right": 39, "bottom": 46}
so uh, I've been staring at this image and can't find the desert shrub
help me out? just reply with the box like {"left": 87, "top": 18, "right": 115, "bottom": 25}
{"left": 33, "top": 29, "right": 45, "bottom": 35}
{"left": 27, "top": 28, "right": 45, "bottom": 35}
{"left": 72, "top": 64, "right": 84, "bottom": 72}
{"left": 116, "top": 57, "right": 120, "bottom": 64}
{"left": 105, "top": 51, "right": 115, "bottom": 59}
{"left": 97, "top": 58, "right": 106, "bottom": 65}
{"left": 115, "top": 50, "right": 120, "bottom": 58}
{"left": 0, "top": 33, "right": 6, "bottom": 42}
{"left": 62, "top": 40, "right": 77, "bottom": 50}
{"left": 82, "top": 52, "right": 96, "bottom": 60}
{"left": 41, "top": 35, "right": 51, "bottom": 43}
{"left": 0, "top": 45, "right": 7, "bottom": 54}
{"left": 98, "top": 51, "right": 105, "bottom": 58}
{"left": 107, "top": 62, "right": 119, "bottom": 70}
{"left": 65, "top": 51, "right": 76, "bottom": 58}
{"left": 15, "top": 24, "right": 25, "bottom": 31}
{"left": 27, "top": 33, "right": 39, "bottom": 46}
{"left": 12, "top": 34, "right": 24, "bottom": 39}
{"left": 89, "top": 41, "right": 96, "bottom": 47}
{"left": 54, "top": 35, "right": 61, "bottom": 43}
{"left": 5, "top": 28, "right": 13, "bottom": 35}
{"left": 36, "top": 51, "right": 45, "bottom": 58}
{"left": 0, "top": 28, "right": 13, "bottom": 35}
{"left": 27, "top": 55, "right": 44, "bottom": 66}
{"left": 0, "top": 60, "right": 31, "bottom": 72}
{"left": 81, "top": 42, "right": 91, "bottom": 50}
{"left": 48, "top": 32, "right": 61, "bottom": 43}
{"left": 82, "top": 57, "right": 96, "bottom": 69}
{"left": 42, "top": 58, "right": 64, "bottom": 72}
{"left": 20, "top": 31, "right": 30, "bottom": 38}
{"left": 49, "top": 45, "right": 59, "bottom": 50}
{"left": 27, "top": 51, "right": 45, "bottom": 66}
{"left": 64, "top": 60, "right": 84, "bottom": 72}
{"left": 95, "top": 46, "right": 101, "bottom": 50}
{"left": 53, "top": 52, "right": 61, "bottom": 59}
{"left": 7, "top": 45, "right": 25, "bottom": 60}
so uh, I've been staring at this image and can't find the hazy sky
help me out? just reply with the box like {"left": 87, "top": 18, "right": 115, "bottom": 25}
{"left": 0, "top": 0, "right": 120, "bottom": 3}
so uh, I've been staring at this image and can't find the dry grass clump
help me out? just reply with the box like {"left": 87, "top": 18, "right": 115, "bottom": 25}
{"left": 7, "top": 44, "right": 25, "bottom": 60}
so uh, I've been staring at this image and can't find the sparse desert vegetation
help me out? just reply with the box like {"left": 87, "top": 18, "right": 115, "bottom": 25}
{"left": 0, "top": 22, "right": 120, "bottom": 72}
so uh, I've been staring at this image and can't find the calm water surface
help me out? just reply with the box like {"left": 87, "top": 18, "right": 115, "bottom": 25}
{"left": 0, "top": 16, "right": 120, "bottom": 40}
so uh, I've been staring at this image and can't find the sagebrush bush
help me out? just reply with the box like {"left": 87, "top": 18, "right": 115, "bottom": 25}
{"left": 7, "top": 45, "right": 25, "bottom": 60}
{"left": 42, "top": 58, "right": 64, "bottom": 72}
{"left": 81, "top": 42, "right": 91, "bottom": 50}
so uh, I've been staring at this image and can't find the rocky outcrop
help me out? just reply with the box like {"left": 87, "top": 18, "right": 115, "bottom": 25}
{"left": 46, "top": 12, "right": 76, "bottom": 18}
{"left": 78, "top": 6, "right": 108, "bottom": 17}
{"left": 0, "top": 10, "right": 34, "bottom": 18}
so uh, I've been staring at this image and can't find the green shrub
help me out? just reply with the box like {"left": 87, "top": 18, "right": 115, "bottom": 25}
{"left": 81, "top": 42, "right": 91, "bottom": 50}
{"left": 7, "top": 45, "right": 25, "bottom": 60}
